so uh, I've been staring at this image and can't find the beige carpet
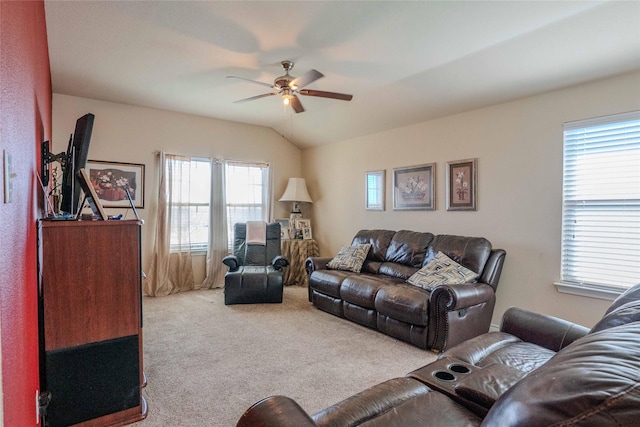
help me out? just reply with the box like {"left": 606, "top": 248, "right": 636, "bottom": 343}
{"left": 133, "top": 286, "right": 437, "bottom": 427}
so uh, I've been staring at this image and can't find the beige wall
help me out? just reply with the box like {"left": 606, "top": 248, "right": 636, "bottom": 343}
{"left": 52, "top": 94, "right": 302, "bottom": 282}
{"left": 52, "top": 72, "right": 639, "bottom": 327}
{"left": 302, "top": 71, "right": 640, "bottom": 328}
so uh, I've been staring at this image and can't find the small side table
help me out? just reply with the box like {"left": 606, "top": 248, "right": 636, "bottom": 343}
{"left": 281, "top": 239, "right": 319, "bottom": 286}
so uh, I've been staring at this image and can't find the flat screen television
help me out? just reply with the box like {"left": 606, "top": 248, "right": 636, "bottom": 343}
{"left": 60, "top": 113, "right": 95, "bottom": 215}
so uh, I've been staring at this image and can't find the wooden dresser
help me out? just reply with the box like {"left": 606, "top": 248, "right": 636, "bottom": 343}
{"left": 38, "top": 219, "right": 147, "bottom": 426}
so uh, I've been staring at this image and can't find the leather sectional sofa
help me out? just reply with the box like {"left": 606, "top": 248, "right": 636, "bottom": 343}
{"left": 305, "top": 230, "right": 506, "bottom": 351}
{"left": 236, "top": 283, "right": 640, "bottom": 426}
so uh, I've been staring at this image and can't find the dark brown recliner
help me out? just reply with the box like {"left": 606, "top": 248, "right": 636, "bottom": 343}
{"left": 236, "top": 283, "right": 640, "bottom": 427}
{"left": 222, "top": 222, "right": 289, "bottom": 305}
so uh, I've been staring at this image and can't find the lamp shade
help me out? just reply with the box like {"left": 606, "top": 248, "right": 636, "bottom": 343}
{"left": 279, "top": 178, "right": 313, "bottom": 203}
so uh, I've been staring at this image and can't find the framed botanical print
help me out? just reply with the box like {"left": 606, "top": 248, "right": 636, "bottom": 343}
{"left": 393, "top": 163, "right": 435, "bottom": 210}
{"left": 446, "top": 158, "right": 477, "bottom": 211}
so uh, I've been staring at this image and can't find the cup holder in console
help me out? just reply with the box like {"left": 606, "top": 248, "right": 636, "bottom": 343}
{"left": 432, "top": 362, "right": 472, "bottom": 382}
{"left": 449, "top": 364, "right": 471, "bottom": 374}
{"left": 433, "top": 371, "right": 456, "bottom": 381}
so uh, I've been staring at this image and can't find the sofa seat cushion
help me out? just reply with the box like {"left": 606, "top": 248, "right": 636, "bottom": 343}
{"left": 441, "top": 331, "right": 555, "bottom": 374}
{"left": 309, "top": 269, "right": 355, "bottom": 298}
{"left": 311, "top": 377, "right": 482, "bottom": 427}
{"left": 484, "top": 322, "right": 640, "bottom": 426}
{"left": 473, "top": 342, "right": 555, "bottom": 373}
{"left": 375, "top": 283, "right": 430, "bottom": 326}
{"left": 340, "top": 275, "right": 399, "bottom": 309}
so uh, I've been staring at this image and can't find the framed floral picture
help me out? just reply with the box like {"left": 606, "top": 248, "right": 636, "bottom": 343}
{"left": 393, "top": 163, "right": 435, "bottom": 210}
{"left": 446, "top": 158, "right": 477, "bottom": 211}
{"left": 86, "top": 160, "right": 145, "bottom": 208}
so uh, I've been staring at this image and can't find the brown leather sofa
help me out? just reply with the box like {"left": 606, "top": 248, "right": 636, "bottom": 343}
{"left": 236, "top": 283, "right": 640, "bottom": 426}
{"left": 305, "top": 230, "right": 506, "bottom": 351}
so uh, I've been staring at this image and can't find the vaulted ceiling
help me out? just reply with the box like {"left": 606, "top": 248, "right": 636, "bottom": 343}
{"left": 44, "top": 1, "right": 640, "bottom": 148}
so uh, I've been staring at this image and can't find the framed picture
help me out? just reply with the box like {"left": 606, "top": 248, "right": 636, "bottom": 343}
{"left": 295, "top": 218, "right": 311, "bottom": 229}
{"left": 76, "top": 168, "right": 108, "bottom": 220}
{"left": 302, "top": 227, "right": 313, "bottom": 240}
{"left": 275, "top": 218, "right": 290, "bottom": 240}
{"left": 446, "top": 158, "right": 477, "bottom": 211}
{"left": 365, "top": 170, "right": 385, "bottom": 211}
{"left": 393, "top": 163, "right": 436, "bottom": 210}
{"left": 86, "top": 160, "right": 145, "bottom": 208}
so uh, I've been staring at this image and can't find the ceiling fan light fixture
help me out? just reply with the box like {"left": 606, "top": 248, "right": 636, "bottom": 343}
{"left": 228, "top": 60, "right": 352, "bottom": 113}
{"left": 282, "top": 89, "right": 294, "bottom": 106}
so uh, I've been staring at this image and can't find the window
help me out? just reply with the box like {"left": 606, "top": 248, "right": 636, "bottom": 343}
{"left": 560, "top": 111, "right": 640, "bottom": 294}
{"left": 168, "top": 156, "right": 211, "bottom": 253}
{"left": 225, "top": 161, "right": 270, "bottom": 250}
{"left": 366, "top": 170, "right": 385, "bottom": 210}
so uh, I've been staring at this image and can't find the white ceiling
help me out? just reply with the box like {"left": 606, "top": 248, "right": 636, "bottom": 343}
{"left": 44, "top": 1, "right": 640, "bottom": 149}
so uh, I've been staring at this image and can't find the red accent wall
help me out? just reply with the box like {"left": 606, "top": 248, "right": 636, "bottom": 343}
{"left": 0, "top": 0, "right": 51, "bottom": 424}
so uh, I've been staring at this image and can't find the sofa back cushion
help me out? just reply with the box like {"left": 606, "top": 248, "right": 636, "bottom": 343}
{"left": 590, "top": 300, "right": 640, "bottom": 333}
{"left": 590, "top": 283, "right": 640, "bottom": 333}
{"left": 351, "top": 229, "right": 396, "bottom": 262}
{"left": 603, "top": 282, "right": 640, "bottom": 316}
{"left": 384, "top": 230, "right": 434, "bottom": 267}
{"left": 426, "top": 235, "right": 492, "bottom": 275}
{"left": 378, "top": 263, "right": 419, "bottom": 280}
{"left": 482, "top": 322, "right": 640, "bottom": 427}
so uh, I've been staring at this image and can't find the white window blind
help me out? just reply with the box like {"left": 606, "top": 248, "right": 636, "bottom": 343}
{"left": 561, "top": 111, "right": 640, "bottom": 291}
{"left": 225, "top": 161, "right": 270, "bottom": 250}
{"left": 168, "top": 156, "right": 211, "bottom": 253}
{"left": 367, "top": 173, "right": 384, "bottom": 210}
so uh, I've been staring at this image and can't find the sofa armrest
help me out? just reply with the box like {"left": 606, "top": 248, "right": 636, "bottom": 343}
{"left": 305, "top": 256, "right": 333, "bottom": 275}
{"left": 236, "top": 395, "right": 318, "bottom": 427}
{"left": 480, "top": 249, "right": 506, "bottom": 290}
{"left": 500, "top": 307, "right": 589, "bottom": 352}
{"left": 222, "top": 255, "right": 240, "bottom": 272}
{"left": 430, "top": 282, "right": 495, "bottom": 311}
{"left": 271, "top": 255, "right": 290, "bottom": 271}
{"left": 429, "top": 283, "right": 496, "bottom": 351}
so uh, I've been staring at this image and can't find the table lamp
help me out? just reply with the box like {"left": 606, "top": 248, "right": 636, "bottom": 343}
{"left": 279, "top": 178, "right": 313, "bottom": 238}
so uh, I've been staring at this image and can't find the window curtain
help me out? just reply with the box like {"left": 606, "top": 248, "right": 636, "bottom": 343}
{"left": 201, "top": 159, "right": 228, "bottom": 289}
{"left": 143, "top": 152, "right": 195, "bottom": 296}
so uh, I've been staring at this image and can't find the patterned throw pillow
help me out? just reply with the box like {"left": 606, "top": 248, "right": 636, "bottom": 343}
{"left": 407, "top": 251, "right": 478, "bottom": 290}
{"left": 327, "top": 244, "right": 372, "bottom": 273}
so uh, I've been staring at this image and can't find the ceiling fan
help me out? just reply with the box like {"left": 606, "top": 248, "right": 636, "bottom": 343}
{"left": 226, "top": 60, "right": 353, "bottom": 113}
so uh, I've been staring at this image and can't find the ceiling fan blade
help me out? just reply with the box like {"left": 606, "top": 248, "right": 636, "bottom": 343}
{"left": 233, "top": 93, "right": 276, "bottom": 104}
{"left": 299, "top": 89, "right": 353, "bottom": 101}
{"left": 226, "top": 75, "right": 274, "bottom": 89}
{"left": 290, "top": 69, "right": 323, "bottom": 89}
{"left": 290, "top": 95, "right": 305, "bottom": 113}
